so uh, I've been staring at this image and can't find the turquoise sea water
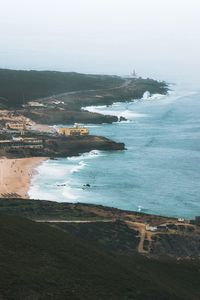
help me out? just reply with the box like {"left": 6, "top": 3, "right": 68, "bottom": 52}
{"left": 29, "top": 85, "right": 200, "bottom": 219}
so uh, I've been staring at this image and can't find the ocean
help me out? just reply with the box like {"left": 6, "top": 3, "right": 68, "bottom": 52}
{"left": 29, "top": 84, "right": 200, "bottom": 219}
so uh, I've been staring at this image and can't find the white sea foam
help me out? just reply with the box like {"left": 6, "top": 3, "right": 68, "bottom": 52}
{"left": 28, "top": 184, "right": 57, "bottom": 201}
{"left": 67, "top": 150, "right": 103, "bottom": 161}
{"left": 70, "top": 161, "right": 86, "bottom": 174}
{"left": 82, "top": 91, "right": 169, "bottom": 120}
{"left": 83, "top": 105, "right": 148, "bottom": 120}
{"left": 142, "top": 91, "right": 165, "bottom": 101}
{"left": 138, "top": 205, "right": 143, "bottom": 212}
{"left": 82, "top": 91, "right": 167, "bottom": 117}
{"left": 83, "top": 125, "right": 101, "bottom": 128}
{"left": 28, "top": 157, "right": 86, "bottom": 201}
{"left": 142, "top": 91, "right": 151, "bottom": 99}
{"left": 29, "top": 184, "right": 79, "bottom": 202}
{"left": 36, "top": 161, "right": 76, "bottom": 178}
{"left": 120, "top": 110, "right": 148, "bottom": 120}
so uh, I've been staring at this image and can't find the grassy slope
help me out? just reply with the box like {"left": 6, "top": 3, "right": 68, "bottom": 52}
{"left": 0, "top": 69, "right": 168, "bottom": 109}
{"left": 0, "top": 69, "right": 123, "bottom": 107}
{"left": 0, "top": 215, "right": 200, "bottom": 300}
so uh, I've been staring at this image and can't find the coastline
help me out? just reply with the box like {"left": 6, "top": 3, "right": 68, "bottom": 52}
{"left": 0, "top": 157, "right": 47, "bottom": 199}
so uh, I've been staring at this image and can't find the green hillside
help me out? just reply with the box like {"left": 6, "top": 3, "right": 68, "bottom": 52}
{"left": 0, "top": 69, "right": 123, "bottom": 107}
{"left": 0, "top": 215, "right": 199, "bottom": 300}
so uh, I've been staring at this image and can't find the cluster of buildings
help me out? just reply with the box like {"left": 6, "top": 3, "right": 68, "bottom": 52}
{"left": 5, "top": 123, "right": 27, "bottom": 131}
{"left": 0, "top": 111, "right": 33, "bottom": 134}
{"left": 4, "top": 123, "right": 89, "bottom": 137}
{"left": 1, "top": 109, "right": 89, "bottom": 137}
{"left": 0, "top": 137, "right": 44, "bottom": 150}
{"left": 145, "top": 216, "right": 200, "bottom": 233}
{"left": 0, "top": 110, "right": 89, "bottom": 152}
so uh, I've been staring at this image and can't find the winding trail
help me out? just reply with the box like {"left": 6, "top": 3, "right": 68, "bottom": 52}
{"left": 126, "top": 221, "right": 149, "bottom": 253}
{"left": 138, "top": 227, "right": 148, "bottom": 254}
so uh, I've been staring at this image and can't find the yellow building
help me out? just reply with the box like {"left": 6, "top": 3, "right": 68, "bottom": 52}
{"left": 58, "top": 124, "right": 89, "bottom": 136}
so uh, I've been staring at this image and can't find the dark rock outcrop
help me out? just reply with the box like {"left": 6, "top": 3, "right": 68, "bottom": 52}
{"left": 3, "top": 135, "right": 125, "bottom": 158}
{"left": 23, "top": 108, "right": 118, "bottom": 125}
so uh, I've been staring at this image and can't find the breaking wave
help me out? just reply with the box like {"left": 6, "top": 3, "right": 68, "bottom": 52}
{"left": 70, "top": 161, "right": 86, "bottom": 173}
{"left": 67, "top": 150, "right": 103, "bottom": 161}
{"left": 142, "top": 91, "right": 166, "bottom": 101}
{"left": 83, "top": 105, "right": 148, "bottom": 121}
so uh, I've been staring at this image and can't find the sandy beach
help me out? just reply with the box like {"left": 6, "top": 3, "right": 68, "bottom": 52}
{"left": 0, "top": 157, "right": 46, "bottom": 199}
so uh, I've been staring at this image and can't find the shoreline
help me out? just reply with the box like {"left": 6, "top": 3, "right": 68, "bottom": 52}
{"left": 0, "top": 157, "right": 47, "bottom": 199}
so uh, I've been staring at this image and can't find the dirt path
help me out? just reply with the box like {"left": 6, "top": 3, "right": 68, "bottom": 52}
{"left": 35, "top": 219, "right": 115, "bottom": 223}
{"left": 138, "top": 227, "right": 148, "bottom": 253}
{"left": 126, "top": 221, "right": 149, "bottom": 254}
{"left": 37, "top": 78, "right": 132, "bottom": 102}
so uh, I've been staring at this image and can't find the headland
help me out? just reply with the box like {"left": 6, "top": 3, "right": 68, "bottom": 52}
{"left": 0, "top": 69, "right": 167, "bottom": 199}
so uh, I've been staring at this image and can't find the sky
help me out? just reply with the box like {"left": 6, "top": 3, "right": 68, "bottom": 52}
{"left": 0, "top": 0, "right": 200, "bottom": 84}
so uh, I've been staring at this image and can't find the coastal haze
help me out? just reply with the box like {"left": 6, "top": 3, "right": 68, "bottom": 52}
{"left": 0, "top": 0, "right": 200, "bottom": 86}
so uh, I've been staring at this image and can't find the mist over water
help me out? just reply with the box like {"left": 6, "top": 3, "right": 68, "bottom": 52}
{"left": 29, "top": 84, "right": 200, "bottom": 219}
{"left": 1, "top": 0, "right": 200, "bottom": 87}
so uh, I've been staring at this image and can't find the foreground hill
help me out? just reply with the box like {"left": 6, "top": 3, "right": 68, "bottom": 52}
{"left": 0, "top": 214, "right": 200, "bottom": 300}
{"left": 1, "top": 199, "right": 200, "bottom": 259}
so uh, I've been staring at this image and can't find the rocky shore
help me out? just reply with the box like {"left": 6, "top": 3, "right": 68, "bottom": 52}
{"left": 22, "top": 108, "right": 120, "bottom": 125}
{"left": 0, "top": 134, "right": 125, "bottom": 159}
{"left": 20, "top": 77, "right": 168, "bottom": 125}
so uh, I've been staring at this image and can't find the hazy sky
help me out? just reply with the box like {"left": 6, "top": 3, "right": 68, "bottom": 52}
{"left": 0, "top": 0, "right": 200, "bottom": 84}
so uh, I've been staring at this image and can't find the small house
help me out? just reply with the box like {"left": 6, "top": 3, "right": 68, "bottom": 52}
{"left": 146, "top": 224, "right": 157, "bottom": 232}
